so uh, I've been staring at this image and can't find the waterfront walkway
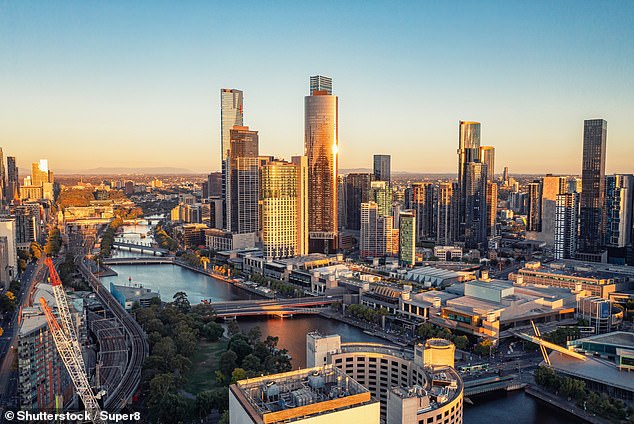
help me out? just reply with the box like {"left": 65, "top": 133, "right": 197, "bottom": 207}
{"left": 525, "top": 385, "right": 609, "bottom": 424}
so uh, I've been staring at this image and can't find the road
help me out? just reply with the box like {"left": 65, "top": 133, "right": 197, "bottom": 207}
{"left": 0, "top": 257, "right": 47, "bottom": 413}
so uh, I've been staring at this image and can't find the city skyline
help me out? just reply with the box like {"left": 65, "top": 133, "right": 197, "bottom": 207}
{"left": 1, "top": 1, "right": 633, "bottom": 174}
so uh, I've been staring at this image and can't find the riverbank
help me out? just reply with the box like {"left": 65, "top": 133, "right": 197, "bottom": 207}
{"left": 319, "top": 309, "right": 409, "bottom": 346}
{"left": 525, "top": 385, "right": 608, "bottom": 424}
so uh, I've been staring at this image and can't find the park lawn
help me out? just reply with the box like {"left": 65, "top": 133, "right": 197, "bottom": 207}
{"left": 183, "top": 339, "right": 228, "bottom": 394}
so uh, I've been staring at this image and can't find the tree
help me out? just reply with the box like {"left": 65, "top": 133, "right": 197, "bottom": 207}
{"left": 227, "top": 320, "right": 240, "bottom": 336}
{"left": 474, "top": 339, "right": 495, "bottom": 357}
{"left": 29, "top": 242, "right": 43, "bottom": 260}
{"left": 172, "top": 291, "right": 191, "bottom": 313}
{"left": 231, "top": 368, "right": 247, "bottom": 384}
{"left": 219, "top": 350, "right": 238, "bottom": 378}
{"left": 153, "top": 336, "right": 177, "bottom": 361}
{"left": 453, "top": 335, "right": 469, "bottom": 350}
{"left": 247, "top": 327, "right": 262, "bottom": 345}
{"left": 241, "top": 354, "right": 262, "bottom": 374}
{"left": 202, "top": 322, "right": 224, "bottom": 341}
{"left": 229, "top": 336, "right": 253, "bottom": 364}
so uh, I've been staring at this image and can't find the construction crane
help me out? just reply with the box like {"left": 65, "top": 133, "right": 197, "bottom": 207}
{"left": 40, "top": 258, "right": 105, "bottom": 424}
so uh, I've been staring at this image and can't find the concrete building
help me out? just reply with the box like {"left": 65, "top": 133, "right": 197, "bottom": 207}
{"left": 0, "top": 218, "right": 17, "bottom": 289}
{"left": 554, "top": 192, "right": 580, "bottom": 259}
{"left": 433, "top": 246, "right": 463, "bottom": 262}
{"left": 360, "top": 202, "right": 398, "bottom": 259}
{"left": 370, "top": 180, "right": 392, "bottom": 218}
{"left": 229, "top": 365, "right": 379, "bottom": 424}
{"left": 604, "top": 174, "right": 634, "bottom": 264}
{"left": 398, "top": 210, "right": 416, "bottom": 266}
{"left": 307, "top": 333, "right": 463, "bottom": 423}
{"left": 110, "top": 283, "right": 160, "bottom": 310}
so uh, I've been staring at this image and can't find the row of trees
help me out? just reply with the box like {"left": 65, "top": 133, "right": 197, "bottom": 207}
{"left": 535, "top": 366, "right": 633, "bottom": 422}
{"left": 416, "top": 322, "right": 472, "bottom": 352}
{"left": 0, "top": 280, "right": 21, "bottom": 316}
{"left": 44, "top": 227, "right": 62, "bottom": 256}
{"left": 97, "top": 217, "right": 124, "bottom": 258}
{"left": 154, "top": 224, "right": 179, "bottom": 251}
{"left": 250, "top": 273, "right": 304, "bottom": 297}
{"left": 345, "top": 303, "right": 389, "bottom": 324}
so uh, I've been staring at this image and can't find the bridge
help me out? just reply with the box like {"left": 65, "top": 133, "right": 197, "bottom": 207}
{"left": 111, "top": 240, "right": 168, "bottom": 256}
{"left": 464, "top": 374, "right": 526, "bottom": 396}
{"left": 102, "top": 256, "right": 175, "bottom": 265}
{"left": 206, "top": 296, "right": 340, "bottom": 319}
{"left": 510, "top": 327, "right": 587, "bottom": 363}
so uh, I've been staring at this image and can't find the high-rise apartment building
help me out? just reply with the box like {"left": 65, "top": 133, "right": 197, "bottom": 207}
{"left": 373, "top": 154, "right": 391, "bottom": 185}
{"left": 399, "top": 210, "right": 416, "bottom": 266}
{"left": 526, "top": 182, "right": 542, "bottom": 232}
{"left": 0, "top": 148, "right": 5, "bottom": 206}
{"left": 604, "top": 174, "right": 633, "bottom": 248}
{"left": 479, "top": 146, "right": 495, "bottom": 181}
{"left": 503, "top": 166, "right": 509, "bottom": 184}
{"left": 345, "top": 173, "right": 373, "bottom": 230}
{"left": 554, "top": 192, "right": 580, "bottom": 259}
{"left": 305, "top": 76, "right": 338, "bottom": 253}
{"left": 360, "top": 202, "right": 397, "bottom": 259}
{"left": 463, "top": 162, "right": 488, "bottom": 249}
{"left": 568, "top": 177, "right": 582, "bottom": 194}
{"left": 7, "top": 156, "right": 19, "bottom": 202}
{"left": 227, "top": 126, "right": 259, "bottom": 237}
{"left": 578, "top": 119, "right": 608, "bottom": 256}
{"left": 535, "top": 175, "right": 568, "bottom": 246}
{"left": 260, "top": 157, "right": 308, "bottom": 259}
{"left": 436, "top": 182, "right": 459, "bottom": 246}
{"left": 457, "top": 121, "right": 481, "bottom": 187}
{"left": 486, "top": 181, "right": 498, "bottom": 237}
{"left": 220, "top": 89, "right": 244, "bottom": 229}
{"left": 410, "top": 182, "right": 436, "bottom": 242}
{"left": 0, "top": 219, "right": 17, "bottom": 288}
{"left": 370, "top": 180, "right": 392, "bottom": 218}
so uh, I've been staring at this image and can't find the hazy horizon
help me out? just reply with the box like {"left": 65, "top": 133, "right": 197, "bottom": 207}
{"left": 1, "top": 1, "right": 632, "bottom": 175}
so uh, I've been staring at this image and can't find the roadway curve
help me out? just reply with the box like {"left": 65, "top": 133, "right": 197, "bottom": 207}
{"left": 78, "top": 259, "right": 148, "bottom": 411}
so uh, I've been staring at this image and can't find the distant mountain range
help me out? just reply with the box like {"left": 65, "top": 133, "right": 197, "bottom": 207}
{"left": 57, "top": 166, "right": 198, "bottom": 175}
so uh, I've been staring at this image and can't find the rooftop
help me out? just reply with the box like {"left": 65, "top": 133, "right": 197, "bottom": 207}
{"left": 231, "top": 365, "right": 374, "bottom": 423}
{"left": 548, "top": 352, "right": 634, "bottom": 393}
{"left": 572, "top": 331, "right": 634, "bottom": 349}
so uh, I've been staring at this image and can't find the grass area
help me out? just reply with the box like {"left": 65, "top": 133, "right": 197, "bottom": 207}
{"left": 182, "top": 339, "right": 228, "bottom": 394}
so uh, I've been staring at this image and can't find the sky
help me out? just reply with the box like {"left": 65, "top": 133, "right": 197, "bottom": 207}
{"left": 0, "top": 1, "right": 633, "bottom": 175}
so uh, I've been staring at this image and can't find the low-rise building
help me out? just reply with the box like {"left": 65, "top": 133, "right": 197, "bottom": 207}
{"left": 110, "top": 282, "right": 160, "bottom": 310}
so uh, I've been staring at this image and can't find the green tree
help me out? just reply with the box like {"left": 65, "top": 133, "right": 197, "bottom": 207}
{"left": 231, "top": 368, "right": 248, "bottom": 384}
{"left": 201, "top": 322, "right": 224, "bottom": 341}
{"left": 220, "top": 350, "right": 238, "bottom": 378}
{"left": 241, "top": 354, "right": 262, "bottom": 374}
{"left": 452, "top": 335, "right": 469, "bottom": 350}
{"left": 172, "top": 291, "right": 191, "bottom": 313}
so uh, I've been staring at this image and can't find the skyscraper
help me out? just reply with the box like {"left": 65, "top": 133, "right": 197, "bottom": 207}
{"left": 399, "top": 210, "right": 416, "bottom": 266}
{"left": 305, "top": 76, "right": 338, "bottom": 253}
{"left": 345, "top": 173, "right": 373, "bottom": 230}
{"left": 503, "top": 166, "right": 509, "bottom": 184}
{"left": 526, "top": 182, "right": 542, "bottom": 232}
{"left": 221, "top": 89, "right": 244, "bottom": 229}
{"left": 369, "top": 180, "right": 392, "bottom": 218}
{"left": 410, "top": 182, "right": 436, "bottom": 242}
{"left": 360, "top": 202, "right": 396, "bottom": 259}
{"left": 604, "top": 174, "right": 633, "bottom": 248}
{"left": 479, "top": 146, "right": 495, "bottom": 181}
{"left": 0, "top": 148, "right": 5, "bottom": 206}
{"left": 463, "top": 162, "right": 488, "bottom": 249}
{"left": 6, "top": 156, "right": 18, "bottom": 202}
{"left": 554, "top": 193, "right": 580, "bottom": 259}
{"left": 436, "top": 182, "right": 459, "bottom": 246}
{"left": 260, "top": 157, "right": 308, "bottom": 259}
{"left": 457, "top": 121, "right": 481, "bottom": 188}
{"left": 228, "top": 126, "right": 259, "bottom": 237}
{"left": 538, "top": 176, "right": 568, "bottom": 246}
{"left": 486, "top": 181, "right": 498, "bottom": 237}
{"left": 578, "top": 119, "right": 607, "bottom": 256}
{"left": 373, "top": 154, "right": 391, "bottom": 185}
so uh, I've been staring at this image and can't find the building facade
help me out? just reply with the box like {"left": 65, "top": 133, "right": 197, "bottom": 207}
{"left": 227, "top": 126, "right": 259, "bottom": 239}
{"left": 305, "top": 75, "right": 338, "bottom": 253}
{"left": 554, "top": 193, "right": 580, "bottom": 259}
{"left": 345, "top": 173, "right": 373, "bottom": 230}
{"left": 398, "top": 210, "right": 416, "bottom": 266}
{"left": 373, "top": 154, "right": 391, "bottom": 185}
{"left": 221, "top": 89, "right": 244, "bottom": 229}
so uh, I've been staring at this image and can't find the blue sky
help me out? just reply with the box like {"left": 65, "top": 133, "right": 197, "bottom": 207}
{"left": 1, "top": 1, "right": 632, "bottom": 174}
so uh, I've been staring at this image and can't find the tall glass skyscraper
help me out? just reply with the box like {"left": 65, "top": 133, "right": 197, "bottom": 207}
{"left": 345, "top": 173, "right": 373, "bottom": 230}
{"left": 479, "top": 146, "right": 495, "bottom": 181}
{"left": 220, "top": 89, "right": 244, "bottom": 230}
{"left": 373, "top": 154, "right": 391, "bottom": 185}
{"left": 579, "top": 119, "right": 607, "bottom": 255}
{"left": 305, "top": 75, "right": 338, "bottom": 253}
{"left": 6, "top": 156, "right": 18, "bottom": 202}
{"left": 457, "top": 121, "right": 481, "bottom": 187}
{"left": 228, "top": 126, "right": 259, "bottom": 235}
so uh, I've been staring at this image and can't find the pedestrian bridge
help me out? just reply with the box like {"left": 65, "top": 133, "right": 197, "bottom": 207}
{"left": 111, "top": 241, "right": 168, "bottom": 256}
{"left": 205, "top": 296, "right": 340, "bottom": 319}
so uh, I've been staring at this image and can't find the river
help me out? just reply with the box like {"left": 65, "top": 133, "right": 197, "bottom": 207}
{"left": 100, "top": 223, "right": 572, "bottom": 424}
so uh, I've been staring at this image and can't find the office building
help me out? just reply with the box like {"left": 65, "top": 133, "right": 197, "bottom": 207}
{"left": 337, "top": 175, "right": 347, "bottom": 231}
{"left": 578, "top": 119, "right": 608, "bottom": 257}
{"left": 307, "top": 333, "right": 464, "bottom": 423}
{"left": 227, "top": 126, "right": 259, "bottom": 240}
{"left": 15, "top": 206, "right": 38, "bottom": 248}
{"left": 399, "top": 210, "right": 416, "bottom": 266}
{"left": 463, "top": 162, "right": 488, "bottom": 249}
{"left": 345, "top": 173, "right": 373, "bottom": 230}
{"left": 260, "top": 157, "right": 308, "bottom": 259}
{"left": 479, "top": 146, "right": 495, "bottom": 181}
{"left": 373, "top": 154, "right": 391, "bottom": 185}
{"left": 229, "top": 365, "right": 380, "bottom": 424}
{"left": 503, "top": 166, "right": 509, "bottom": 184}
{"left": 206, "top": 172, "right": 222, "bottom": 198}
{"left": 554, "top": 193, "right": 580, "bottom": 260}
{"left": 305, "top": 75, "right": 338, "bottom": 253}
{"left": 486, "top": 181, "right": 498, "bottom": 237}
{"left": 221, "top": 89, "right": 244, "bottom": 229}
{"left": 457, "top": 121, "right": 481, "bottom": 189}
{"left": 0, "top": 219, "right": 17, "bottom": 289}
{"left": 7, "top": 156, "right": 19, "bottom": 202}
{"left": 436, "top": 182, "right": 459, "bottom": 246}
{"left": 526, "top": 182, "right": 542, "bottom": 232}
{"left": 0, "top": 148, "right": 5, "bottom": 206}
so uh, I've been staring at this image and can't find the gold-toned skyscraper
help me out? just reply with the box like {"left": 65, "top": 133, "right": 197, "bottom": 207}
{"left": 259, "top": 156, "right": 308, "bottom": 259}
{"left": 305, "top": 75, "right": 338, "bottom": 253}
